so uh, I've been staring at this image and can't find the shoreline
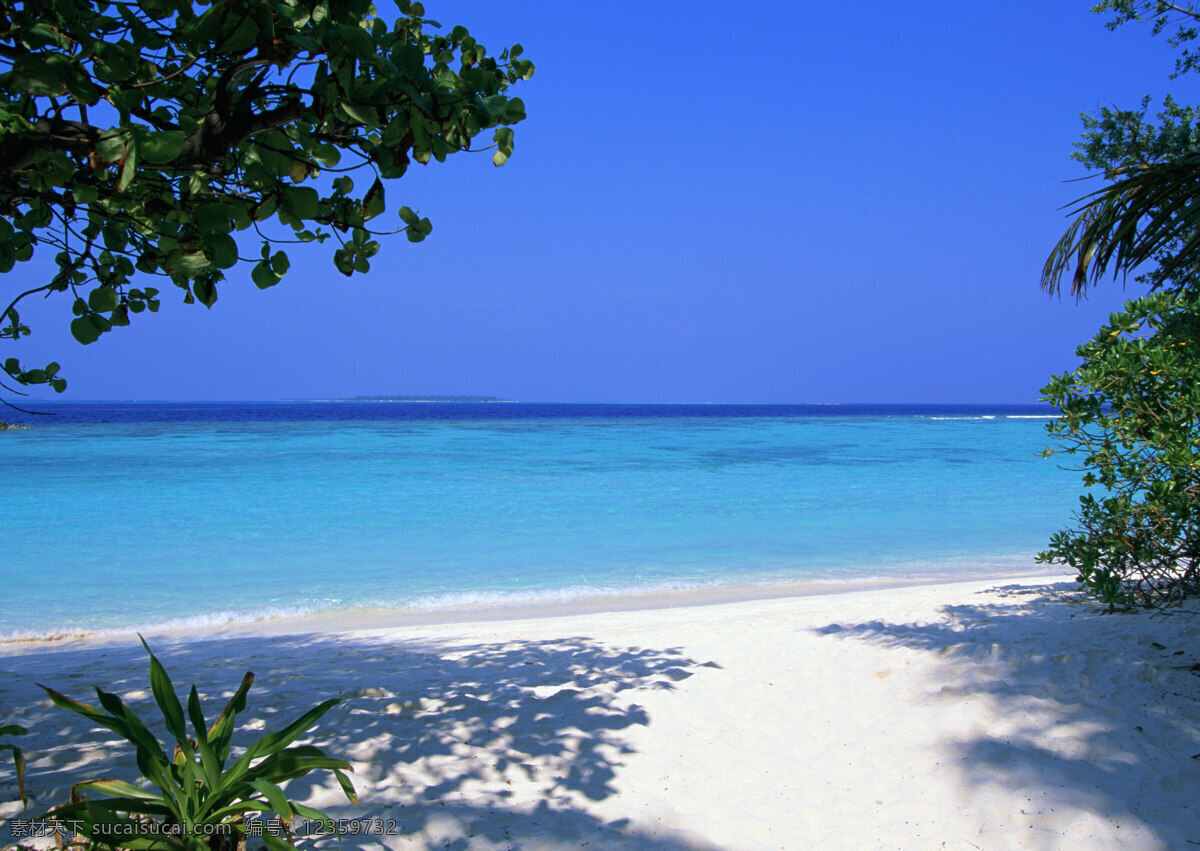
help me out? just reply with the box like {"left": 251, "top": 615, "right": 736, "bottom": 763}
{"left": 0, "top": 562, "right": 1064, "bottom": 649}
{"left": 2, "top": 572, "right": 1197, "bottom": 848}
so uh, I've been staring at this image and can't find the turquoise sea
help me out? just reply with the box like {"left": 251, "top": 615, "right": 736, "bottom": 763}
{"left": 1, "top": 403, "right": 1077, "bottom": 639}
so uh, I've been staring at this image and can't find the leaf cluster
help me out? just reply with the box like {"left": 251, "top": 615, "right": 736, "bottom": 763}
{"left": 1092, "top": 0, "right": 1200, "bottom": 77}
{"left": 1038, "top": 291, "right": 1200, "bottom": 610}
{"left": 1042, "top": 2, "right": 1200, "bottom": 298}
{"left": 0, "top": 0, "right": 533, "bottom": 398}
{"left": 29, "top": 638, "right": 357, "bottom": 850}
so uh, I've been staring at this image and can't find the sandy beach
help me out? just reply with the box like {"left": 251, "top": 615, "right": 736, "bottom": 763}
{"left": 2, "top": 573, "right": 1199, "bottom": 849}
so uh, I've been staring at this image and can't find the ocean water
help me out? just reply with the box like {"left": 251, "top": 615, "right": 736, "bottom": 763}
{"left": 0, "top": 402, "right": 1077, "bottom": 639}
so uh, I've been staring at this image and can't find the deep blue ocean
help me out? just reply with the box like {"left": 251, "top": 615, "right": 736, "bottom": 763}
{"left": 0, "top": 402, "right": 1076, "bottom": 639}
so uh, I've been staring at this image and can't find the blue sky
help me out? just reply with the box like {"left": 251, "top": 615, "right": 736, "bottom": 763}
{"left": 7, "top": 1, "right": 1187, "bottom": 402}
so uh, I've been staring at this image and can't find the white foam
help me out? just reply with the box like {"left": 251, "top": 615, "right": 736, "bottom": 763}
{"left": 0, "top": 603, "right": 330, "bottom": 644}
{"left": 398, "top": 579, "right": 726, "bottom": 611}
{"left": 3, "top": 556, "right": 1050, "bottom": 643}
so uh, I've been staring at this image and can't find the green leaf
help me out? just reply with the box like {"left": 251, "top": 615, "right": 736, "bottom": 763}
{"left": 494, "top": 126, "right": 514, "bottom": 154}
{"left": 193, "top": 279, "right": 218, "bottom": 308}
{"left": 140, "top": 131, "right": 187, "bottom": 165}
{"left": 334, "top": 769, "right": 358, "bottom": 804}
{"left": 72, "top": 779, "right": 163, "bottom": 802}
{"left": 252, "top": 261, "right": 280, "bottom": 289}
{"left": 208, "top": 671, "right": 253, "bottom": 765}
{"left": 70, "top": 316, "right": 102, "bottom": 344}
{"left": 313, "top": 145, "right": 341, "bottom": 168}
{"left": 118, "top": 136, "right": 139, "bottom": 191}
{"left": 406, "top": 217, "right": 432, "bottom": 242}
{"left": 0, "top": 742, "right": 26, "bottom": 806}
{"left": 209, "top": 234, "right": 239, "bottom": 269}
{"left": 340, "top": 101, "right": 376, "bottom": 125}
{"left": 95, "top": 132, "right": 127, "bottom": 163}
{"left": 10, "top": 54, "right": 68, "bottom": 96}
{"left": 284, "top": 187, "right": 320, "bottom": 219}
{"left": 338, "top": 23, "right": 376, "bottom": 60}
{"left": 248, "top": 779, "right": 293, "bottom": 821}
{"left": 291, "top": 802, "right": 337, "bottom": 833}
{"left": 362, "top": 177, "right": 385, "bottom": 220}
{"left": 195, "top": 204, "right": 236, "bottom": 235}
{"left": 88, "top": 287, "right": 119, "bottom": 313}
{"left": 247, "top": 746, "right": 352, "bottom": 783}
{"left": 165, "top": 250, "right": 211, "bottom": 276}
{"left": 140, "top": 637, "right": 188, "bottom": 749}
{"left": 333, "top": 246, "right": 354, "bottom": 276}
{"left": 40, "top": 684, "right": 129, "bottom": 739}
{"left": 257, "top": 698, "right": 342, "bottom": 753}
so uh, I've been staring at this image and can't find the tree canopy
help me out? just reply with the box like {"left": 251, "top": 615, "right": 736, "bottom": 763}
{"left": 0, "top": 0, "right": 533, "bottom": 399}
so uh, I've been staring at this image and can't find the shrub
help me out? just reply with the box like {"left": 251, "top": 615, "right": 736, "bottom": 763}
{"left": 1038, "top": 291, "right": 1200, "bottom": 610}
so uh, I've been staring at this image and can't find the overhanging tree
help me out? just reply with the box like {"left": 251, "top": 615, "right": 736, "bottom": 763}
{"left": 0, "top": 0, "right": 533, "bottom": 398}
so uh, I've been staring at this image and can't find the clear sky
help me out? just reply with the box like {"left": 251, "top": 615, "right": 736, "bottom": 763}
{"left": 6, "top": 1, "right": 1187, "bottom": 403}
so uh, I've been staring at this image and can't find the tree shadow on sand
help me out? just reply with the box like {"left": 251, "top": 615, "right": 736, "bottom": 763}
{"left": 0, "top": 632, "right": 723, "bottom": 849}
{"left": 813, "top": 582, "right": 1200, "bottom": 845}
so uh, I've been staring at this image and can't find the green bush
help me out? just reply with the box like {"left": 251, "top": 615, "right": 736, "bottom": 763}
{"left": 31, "top": 638, "right": 357, "bottom": 850}
{"left": 1038, "top": 291, "right": 1200, "bottom": 610}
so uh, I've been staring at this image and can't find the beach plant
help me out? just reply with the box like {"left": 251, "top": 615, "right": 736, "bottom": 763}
{"left": 1038, "top": 292, "right": 1200, "bottom": 610}
{"left": 31, "top": 637, "right": 357, "bottom": 849}
{"left": 0, "top": 721, "right": 28, "bottom": 808}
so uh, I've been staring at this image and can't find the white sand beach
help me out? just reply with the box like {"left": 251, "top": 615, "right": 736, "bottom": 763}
{"left": 2, "top": 574, "right": 1199, "bottom": 849}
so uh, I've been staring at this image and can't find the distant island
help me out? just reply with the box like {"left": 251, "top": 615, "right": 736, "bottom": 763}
{"left": 339, "top": 395, "right": 517, "bottom": 403}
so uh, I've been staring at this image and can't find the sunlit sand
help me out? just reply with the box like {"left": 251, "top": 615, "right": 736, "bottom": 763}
{"left": 2, "top": 574, "right": 1197, "bottom": 848}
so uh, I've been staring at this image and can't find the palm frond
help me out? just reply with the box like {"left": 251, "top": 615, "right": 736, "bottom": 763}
{"left": 1042, "top": 157, "right": 1200, "bottom": 297}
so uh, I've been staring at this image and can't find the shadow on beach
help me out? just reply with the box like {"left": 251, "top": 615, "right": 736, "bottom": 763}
{"left": 0, "top": 632, "right": 721, "bottom": 849}
{"left": 812, "top": 582, "right": 1200, "bottom": 846}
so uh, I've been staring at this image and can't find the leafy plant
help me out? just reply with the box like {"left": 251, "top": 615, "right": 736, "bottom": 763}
{"left": 31, "top": 637, "right": 357, "bottom": 850}
{"left": 1, "top": 721, "right": 28, "bottom": 808}
{"left": 1037, "top": 292, "right": 1200, "bottom": 610}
